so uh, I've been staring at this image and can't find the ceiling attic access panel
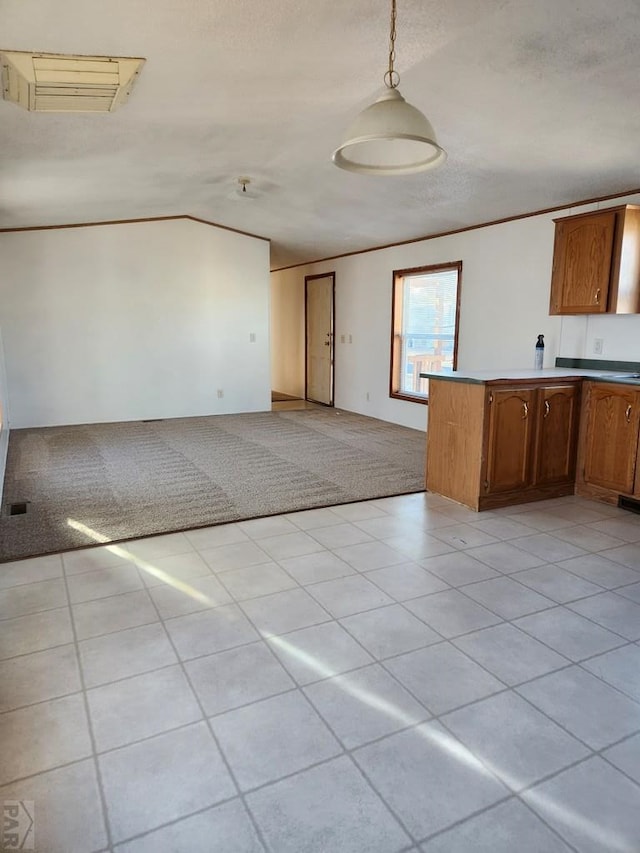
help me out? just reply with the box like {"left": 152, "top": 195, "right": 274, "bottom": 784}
{"left": 0, "top": 51, "right": 145, "bottom": 112}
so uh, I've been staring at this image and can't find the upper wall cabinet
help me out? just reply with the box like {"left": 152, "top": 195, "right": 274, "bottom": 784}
{"left": 549, "top": 205, "right": 640, "bottom": 315}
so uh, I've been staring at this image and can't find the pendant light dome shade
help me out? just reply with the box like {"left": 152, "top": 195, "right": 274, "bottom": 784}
{"left": 333, "top": 87, "right": 446, "bottom": 175}
{"left": 332, "top": 0, "right": 446, "bottom": 176}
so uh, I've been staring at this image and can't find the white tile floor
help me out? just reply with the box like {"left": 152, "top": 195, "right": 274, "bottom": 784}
{"left": 0, "top": 492, "right": 639, "bottom": 852}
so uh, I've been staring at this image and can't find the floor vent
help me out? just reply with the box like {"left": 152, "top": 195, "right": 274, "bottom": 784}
{"left": 7, "top": 502, "right": 28, "bottom": 516}
{"left": 618, "top": 495, "right": 640, "bottom": 515}
{"left": 141, "top": 419, "right": 163, "bottom": 423}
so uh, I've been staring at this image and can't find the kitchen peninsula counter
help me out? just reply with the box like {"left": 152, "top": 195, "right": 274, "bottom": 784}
{"left": 422, "top": 362, "right": 640, "bottom": 511}
{"left": 419, "top": 367, "right": 640, "bottom": 386}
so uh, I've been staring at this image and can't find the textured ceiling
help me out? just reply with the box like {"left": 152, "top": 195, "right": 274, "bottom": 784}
{"left": 1, "top": 0, "right": 639, "bottom": 268}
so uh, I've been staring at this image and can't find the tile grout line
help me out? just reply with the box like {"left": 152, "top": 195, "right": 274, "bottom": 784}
{"left": 514, "top": 795, "right": 584, "bottom": 853}
{"left": 215, "top": 579, "right": 423, "bottom": 847}
{"left": 1, "top": 574, "right": 637, "bottom": 700}
{"left": 597, "top": 742, "right": 640, "bottom": 790}
{"left": 427, "top": 524, "right": 639, "bottom": 573}
{"left": 422, "top": 715, "right": 598, "bottom": 849}
{"left": 5, "top": 622, "right": 637, "bottom": 796}
{"left": 0, "top": 596, "right": 72, "bottom": 624}
{"left": 108, "top": 792, "right": 246, "bottom": 852}
{"left": 251, "top": 693, "right": 421, "bottom": 844}
{"left": 135, "top": 571, "right": 273, "bottom": 853}
{"left": 60, "top": 555, "right": 115, "bottom": 852}
{"left": 574, "top": 653, "right": 640, "bottom": 706}
{"left": 302, "top": 560, "right": 593, "bottom": 849}
{"left": 1, "top": 497, "right": 638, "bottom": 849}
{"left": 438, "top": 582, "right": 636, "bottom": 656}
{"left": 3, "top": 516, "right": 637, "bottom": 622}
{"left": 416, "top": 787, "right": 583, "bottom": 853}
{"left": 3, "top": 576, "right": 638, "bottom": 727}
{"left": 226, "top": 578, "right": 606, "bottom": 847}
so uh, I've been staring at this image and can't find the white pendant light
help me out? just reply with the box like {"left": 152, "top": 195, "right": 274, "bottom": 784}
{"left": 332, "top": 0, "right": 446, "bottom": 176}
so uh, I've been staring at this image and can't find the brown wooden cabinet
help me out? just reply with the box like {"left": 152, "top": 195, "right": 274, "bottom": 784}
{"left": 426, "top": 378, "right": 581, "bottom": 510}
{"left": 549, "top": 205, "right": 640, "bottom": 315}
{"left": 579, "top": 382, "right": 640, "bottom": 496}
{"left": 485, "top": 388, "right": 535, "bottom": 494}
{"left": 533, "top": 385, "right": 581, "bottom": 486}
{"left": 484, "top": 384, "right": 579, "bottom": 499}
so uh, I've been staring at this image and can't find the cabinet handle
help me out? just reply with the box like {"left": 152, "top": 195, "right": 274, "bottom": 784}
{"left": 626, "top": 404, "right": 632, "bottom": 423}
{"left": 522, "top": 401, "right": 529, "bottom": 419}
{"left": 543, "top": 400, "right": 550, "bottom": 419}
{"left": 594, "top": 288, "right": 601, "bottom": 305}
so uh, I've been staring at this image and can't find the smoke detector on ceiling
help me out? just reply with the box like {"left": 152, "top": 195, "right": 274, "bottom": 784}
{"left": 0, "top": 50, "right": 145, "bottom": 112}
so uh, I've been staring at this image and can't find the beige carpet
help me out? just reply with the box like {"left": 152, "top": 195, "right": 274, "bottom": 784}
{"left": 0, "top": 408, "right": 425, "bottom": 562}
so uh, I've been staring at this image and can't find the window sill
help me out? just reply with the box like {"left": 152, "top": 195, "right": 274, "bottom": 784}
{"left": 390, "top": 392, "right": 429, "bottom": 405}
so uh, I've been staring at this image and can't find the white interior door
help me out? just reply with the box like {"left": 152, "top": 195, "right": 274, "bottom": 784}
{"left": 306, "top": 273, "right": 334, "bottom": 405}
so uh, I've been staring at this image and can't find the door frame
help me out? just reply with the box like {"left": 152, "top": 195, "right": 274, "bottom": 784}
{"left": 305, "top": 272, "right": 335, "bottom": 406}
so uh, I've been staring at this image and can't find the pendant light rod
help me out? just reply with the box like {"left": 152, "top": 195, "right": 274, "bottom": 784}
{"left": 385, "top": 0, "right": 399, "bottom": 89}
{"left": 332, "top": 0, "right": 446, "bottom": 176}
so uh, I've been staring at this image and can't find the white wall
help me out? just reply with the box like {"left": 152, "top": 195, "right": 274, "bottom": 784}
{"left": 579, "top": 313, "right": 640, "bottom": 362}
{"left": 0, "top": 324, "right": 10, "bottom": 502}
{"left": 0, "top": 218, "right": 271, "bottom": 428}
{"left": 271, "top": 192, "right": 640, "bottom": 431}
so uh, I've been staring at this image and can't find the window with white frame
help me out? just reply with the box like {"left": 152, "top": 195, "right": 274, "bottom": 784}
{"left": 390, "top": 262, "right": 462, "bottom": 403}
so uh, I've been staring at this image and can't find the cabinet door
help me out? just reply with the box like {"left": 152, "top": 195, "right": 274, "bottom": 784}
{"left": 533, "top": 385, "right": 580, "bottom": 486}
{"left": 549, "top": 211, "right": 616, "bottom": 314}
{"left": 583, "top": 384, "right": 640, "bottom": 493}
{"left": 485, "top": 389, "right": 535, "bottom": 494}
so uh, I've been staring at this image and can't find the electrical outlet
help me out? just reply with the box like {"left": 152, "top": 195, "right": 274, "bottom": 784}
{"left": 366, "top": 392, "right": 370, "bottom": 401}
{"left": 217, "top": 389, "right": 224, "bottom": 398}
{"left": 340, "top": 334, "right": 346, "bottom": 344}
{"left": 348, "top": 334, "right": 353, "bottom": 344}
{"left": 249, "top": 332, "right": 256, "bottom": 343}
{"left": 593, "top": 338, "right": 604, "bottom": 355}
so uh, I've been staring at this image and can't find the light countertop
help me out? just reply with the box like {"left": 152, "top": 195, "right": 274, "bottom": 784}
{"left": 419, "top": 367, "right": 640, "bottom": 385}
